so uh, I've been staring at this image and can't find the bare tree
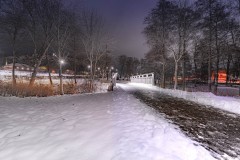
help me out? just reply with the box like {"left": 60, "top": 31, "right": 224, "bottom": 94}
{"left": 167, "top": 0, "right": 194, "bottom": 90}
{"left": 143, "top": 0, "right": 177, "bottom": 88}
{"left": 169, "top": 41, "right": 184, "bottom": 90}
{"left": 196, "top": 0, "right": 227, "bottom": 92}
{"left": 0, "top": 0, "right": 24, "bottom": 86}
{"left": 23, "top": 0, "right": 59, "bottom": 86}
{"left": 53, "top": 4, "right": 75, "bottom": 95}
{"left": 80, "top": 11, "right": 111, "bottom": 87}
{"left": 176, "top": 0, "right": 195, "bottom": 91}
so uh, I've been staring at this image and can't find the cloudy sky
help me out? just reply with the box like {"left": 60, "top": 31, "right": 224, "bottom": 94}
{"left": 79, "top": 0, "right": 157, "bottom": 58}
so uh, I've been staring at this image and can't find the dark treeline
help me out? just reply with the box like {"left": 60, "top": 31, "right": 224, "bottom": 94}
{"left": 0, "top": 0, "right": 113, "bottom": 94}
{"left": 117, "top": 55, "right": 140, "bottom": 80}
{"left": 142, "top": 0, "right": 240, "bottom": 91}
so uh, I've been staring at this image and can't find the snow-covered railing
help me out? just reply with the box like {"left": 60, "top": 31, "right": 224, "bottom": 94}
{"left": 130, "top": 73, "right": 154, "bottom": 85}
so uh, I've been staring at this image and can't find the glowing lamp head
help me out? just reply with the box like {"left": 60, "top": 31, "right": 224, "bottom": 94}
{"left": 60, "top": 59, "right": 65, "bottom": 64}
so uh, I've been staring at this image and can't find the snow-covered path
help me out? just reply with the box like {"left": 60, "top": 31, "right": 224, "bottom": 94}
{"left": 0, "top": 85, "right": 215, "bottom": 160}
{"left": 119, "top": 83, "right": 240, "bottom": 160}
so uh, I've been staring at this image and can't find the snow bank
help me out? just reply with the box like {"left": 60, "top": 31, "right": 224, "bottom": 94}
{"left": 95, "top": 82, "right": 110, "bottom": 93}
{"left": 0, "top": 87, "right": 216, "bottom": 160}
{"left": 128, "top": 83, "right": 240, "bottom": 115}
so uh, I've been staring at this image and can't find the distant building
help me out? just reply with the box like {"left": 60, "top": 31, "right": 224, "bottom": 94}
{"left": 38, "top": 66, "right": 58, "bottom": 74}
{"left": 38, "top": 66, "right": 48, "bottom": 73}
{"left": 211, "top": 70, "right": 240, "bottom": 84}
{"left": 211, "top": 70, "right": 226, "bottom": 83}
{"left": 1, "top": 63, "right": 34, "bottom": 72}
{"left": 64, "top": 69, "right": 74, "bottom": 75}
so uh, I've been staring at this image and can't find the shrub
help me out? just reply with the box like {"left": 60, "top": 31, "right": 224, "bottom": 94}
{"left": 79, "top": 80, "right": 97, "bottom": 93}
{"left": 56, "top": 80, "right": 97, "bottom": 94}
{"left": 0, "top": 79, "right": 103, "bottom": 97}
{"left": 63, "top": 82, "right": 79, "bottom": 94}
{"left": 0, "top": 81, "right": 54, "bottom": 97}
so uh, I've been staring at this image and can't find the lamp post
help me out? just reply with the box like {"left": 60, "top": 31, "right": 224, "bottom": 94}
{"left": 53, "top": 53, "right": 65, "bottom": 95}
{"left": 110, "top": 66, "right": 114, "bottom": 82}
{"left": 97, "top": 67, "right": 100, "bottom": 78}
{"left": 106, "top": 67, "right": 109, "bottom": 80}
{"left": 87, "top": 65, "right": 91, "bottom": 79}
{"left": 59, "top": 59, "right": 65, "bottom": 95}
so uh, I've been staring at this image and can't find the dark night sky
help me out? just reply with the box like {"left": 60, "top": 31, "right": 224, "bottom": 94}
{"left": 71, "top": 0, "right": 157, "bottom": 58}
{"left": 0, "top": 0, "right": 157, "bottom": 59}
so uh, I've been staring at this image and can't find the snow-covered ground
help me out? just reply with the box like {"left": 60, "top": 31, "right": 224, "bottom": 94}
{"left": 0, "top": 70, "right": 79, "bottom": 85}
{"left": 0, "top": 84, "right": 216, "bottom": 160}
{"left": 187, "top": 85, "right": 240, "bottom": 97}
{"left": 0, "top": 70, "right": 73, "bottom": 77}
{"left": 0, "top": 70, "right": 86, "bottom": 83}
{"left": 128, "top": 83, "right": 240, "bottom": 115}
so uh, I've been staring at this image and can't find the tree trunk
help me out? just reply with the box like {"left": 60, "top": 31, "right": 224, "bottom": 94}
{"left": 208, "top": 0, "right": 213, "bottom": 92}
{"left": 214, "top": 21, "right": 219, "bottom": 95}
{"left": 12, "top": 47, "right": 16, "bottom": 87}
{"left": 59, "top": 63, "right": 63, "bottom": 95}
{"left": 74, "top": 37, "right": 77, "bottom": 84}
{"left": 226, "top": 47, "right": 231, "bottom": 85}
{"left": 214, "top": 54, "right": 219, "bottom": 94}
{"left": 74, "top": 57, "right": 77, "bottom": 84}
{"left": 208, "top": 44, "right": 212, "bottom": 91}
{"left": 174, "top": 61, "right": 178, "bottom": 90}
{"left": 161, "top": 63, "right": 166, "bottom": 88}
{"left": 182, "top": 58, "right": 186, "bottom": 91}
{"left": 182, "top": 41, "right": 187, "bottom": 91}
{"left": 12, "top": 33, "right": 17, "bottom": 87}
{"left": 47, "top": 54, "right": 53, "bottom": 86}
{"left": 93, "top": 60, "right": 98, "bottom": 81}
{"left": 107, "top": 69, "right": 109, "bottom": 81}
{"left": 89, "top": 59, "right": 93, "bottom": 90}
{"left": 29, "top": 41, "right": 52, "bottom": 86}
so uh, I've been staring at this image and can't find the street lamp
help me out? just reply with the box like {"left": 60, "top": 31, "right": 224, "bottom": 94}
{"left": 108, "top": 66, "right": 114, "bottom": 81}
{"left": 60, "top": 59, "right": 65, "bottom": 64}
{"left": 59, "top": 59, "right": 65, "bottom": 95}
{"left": 53, "top": 53, "right": 65, "bottom": 95}
{"left": 59, "top": 59, "right": 65, "bottom": 76}
{"left": 87, "top": 65, "right": 91, "bottom": 79}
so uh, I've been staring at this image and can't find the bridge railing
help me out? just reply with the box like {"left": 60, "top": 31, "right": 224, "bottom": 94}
{"left": 130, "top": 73, "right": 154, "bottom": 85}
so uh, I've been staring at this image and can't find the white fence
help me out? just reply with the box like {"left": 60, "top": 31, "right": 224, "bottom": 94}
{"left": 130, "top": 73, "right": 154, "bottom": 85}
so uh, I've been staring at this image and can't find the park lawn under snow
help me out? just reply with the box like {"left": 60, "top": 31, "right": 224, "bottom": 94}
{"left": 128, "top": 83, "right": 240, "bottom": 115}
{"left": 0, "top": 70, "right": 83, "bottom": 85}
{"left": 0, "top": 85, "right": 216, "bottom": 160}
